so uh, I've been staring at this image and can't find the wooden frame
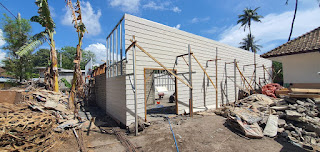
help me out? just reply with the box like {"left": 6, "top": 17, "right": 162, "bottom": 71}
{"left": 144, "top": 68, "right": 178, "bottom": 122}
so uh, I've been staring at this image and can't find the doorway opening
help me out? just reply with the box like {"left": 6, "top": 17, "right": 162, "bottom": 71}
{"left": 144, "top": 68, "right": 178, "bottom": 121}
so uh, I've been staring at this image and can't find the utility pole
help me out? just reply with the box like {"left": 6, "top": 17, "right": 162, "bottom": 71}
{"left": 60, "top": 53, "right": 62, "bottom": 68}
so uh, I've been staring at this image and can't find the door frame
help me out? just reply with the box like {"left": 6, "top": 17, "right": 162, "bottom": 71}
{"left": 144, "top": 68, "right": 178, "bottom": 122}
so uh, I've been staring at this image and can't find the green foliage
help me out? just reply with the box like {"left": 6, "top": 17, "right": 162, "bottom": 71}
{"left": 30, "top": 46, "right": 95, "bottom": 70}
{"left": 237, "top": 7, "right": 263, "bottom": 32}
{"left": 32, "top": 48, "right": 51, "bottom": 67}
{"left": 16, "top": 0, "right": 56, "bottom": 57}
{"left": 32, "top": 0, "right": 55, "bottom": 32}
{"left": 239, "top": 34, "right": 262, "bottom": 52}
{"left": 272, "top": 61, "right": 283, "bottom": 85}
{"left": 237, "top": 7, "right": 263, "bottom": 53}
{"left": 1, "top": 14, "right": 35, "bottom": 81}
{"left": 60, "top": 78, "right": 72, "bottom": 88}
{"left": 16, "top": 32, "right": 47, "bottom": 56}
{"left": 60, "top": 46, "right": 96, "bottom": 70}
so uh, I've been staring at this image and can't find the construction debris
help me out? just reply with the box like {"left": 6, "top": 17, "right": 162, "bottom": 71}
{"left": 215, "top": 94, "right": 320, "bottom": 151}
{"left": 0, "top": 88, "right": 84, "bottom": 151}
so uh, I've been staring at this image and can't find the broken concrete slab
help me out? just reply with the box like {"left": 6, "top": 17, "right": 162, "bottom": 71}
{"left": 263, "top": 115, "right": 278, "bottom": 137}
{"left": 271, "top": 106, "right": 289, "bottom": 111}
{"left": 296, "top": 100, "right": 305, "bottom": 106}
{"left": 285, "top": 110, "right": 302, "bottom": 117}
{"left": 278, "top": 119, "right": 287, "bottom": 128}
{"left": 232, "top": 107, "right": 262, "bottom": 124}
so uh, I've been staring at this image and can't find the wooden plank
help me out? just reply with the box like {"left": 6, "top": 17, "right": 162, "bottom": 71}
{"left": 133, "top": 41, "right": 193, "bottom": 89}
{"left": 191, "top": 54, "right": 217, "bottom": 90}
{"left": 288, "top": 93, "right": 320, "bottom": 98}
{"left": 235, "top": 62, "right": 254, "bottom": 91}
{"left": 290, "top": 83, "right": 320, "bottom": 89}
{"left": 290, "top": 88, "right": 320, "bottom": 94}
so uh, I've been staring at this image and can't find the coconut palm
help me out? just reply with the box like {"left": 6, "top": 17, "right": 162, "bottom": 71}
{"left": 17, "top": 0, "right": 59, "bottom": 92}
{"left": 237, "top": 7, "right": 263, "bottom": 90}
{"left": 237, "top": 7, "right": 263, "bottom": 41}
{"left": 239, "top": 34, "right": 262, "bottom": 52}
{"left": 286, "top": 0, "right": 298, "bottom": 41}
{"left": 286, "top": 0, "right": 320, "bottom": 41}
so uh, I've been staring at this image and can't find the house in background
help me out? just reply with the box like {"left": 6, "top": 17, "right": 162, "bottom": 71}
{"left": 0, "top": 67, "right": 15, "bottom": 89}
{"left": 261, "top": 26, "right": 320, "bottom": 88}
{"left": 35, "top": 67, "right": 85, "bottom": 90}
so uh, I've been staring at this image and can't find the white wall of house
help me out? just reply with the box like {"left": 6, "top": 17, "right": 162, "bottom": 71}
{"left": 124, "top": 14, "right": 272, "bottom": 126}
{"left": 271, "top": 52, "right": 320, "bottom": 84}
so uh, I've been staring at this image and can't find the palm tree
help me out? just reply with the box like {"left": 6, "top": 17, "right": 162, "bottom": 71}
{"left": 65, "top": 0, "right": 87, "bottom": 113}
{"left": 237, "top": 7, "right": 263, "bottom": 40}
{"left": 287, "top": 0, "right": 320, "bottom": 41}
{"left": 239, "top": 34, "right": 262, "bottom": 52}
{"left": 237, "top": 7, "right": 263, "bottom": 90}
{"left": 286, "top": 0, "right": 298, "bottom": 41}
{"left": 17, "top": 0, "right": 59, "bottom": 92}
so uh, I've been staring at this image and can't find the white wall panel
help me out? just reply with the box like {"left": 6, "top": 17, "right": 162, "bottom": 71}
{"left": 124, "top": 14, "right": 272, "bottom": 125}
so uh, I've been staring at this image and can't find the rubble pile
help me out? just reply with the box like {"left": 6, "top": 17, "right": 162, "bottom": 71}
{"left": 215, "top": 94, "right": 320, "bottom": 150}
{"left": 0, "top": 89, "right": 82, "bottom": 151}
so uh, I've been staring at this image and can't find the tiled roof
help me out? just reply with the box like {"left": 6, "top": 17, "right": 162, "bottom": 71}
{"left": 261, "top": 26, "right": 320, "bottom": 58}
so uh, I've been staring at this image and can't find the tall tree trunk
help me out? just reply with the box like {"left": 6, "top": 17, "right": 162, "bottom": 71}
{"left": 50, "top": 32, "right": 59, "bottom": 92}
{"left": 69, "top": 33, "right": 84, "bottom": 114}
{"left": 249, "top": 23, "right": 256, "bottom": 90}
{"left": 288, "top": 0, "right": 298, "bottom": 41}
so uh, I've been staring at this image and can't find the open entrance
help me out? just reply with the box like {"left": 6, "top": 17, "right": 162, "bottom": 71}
{"left": 144, "top": 68, "right": 178, "bottom": 121}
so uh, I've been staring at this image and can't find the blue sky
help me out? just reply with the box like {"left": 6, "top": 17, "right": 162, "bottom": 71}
{"left": 0, "top": 0, "right": 320, "bottom": 65}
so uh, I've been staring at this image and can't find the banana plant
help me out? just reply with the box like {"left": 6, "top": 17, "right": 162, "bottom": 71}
{"left": 65, "top": 0, "right": 87, "bottom": 112}
{"left": 17, "top": 0, "right": 59, "bottom": 92}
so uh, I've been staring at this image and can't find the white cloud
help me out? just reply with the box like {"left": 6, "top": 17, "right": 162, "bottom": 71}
{"left": 173, "top": 24, "right": 181, "bottom": 29}
{"left": 0, "top": 29, "right": 6, "bottom": 66}
{"left": 143, "top": 1, "right": 166, "bottom": 10}
{"left": 218, "top": 7, "right": 320, "bottom": 53}
{"left": 172, "top": 7, "right": 181, "bottom": 13}
{"left": 62, "top": 1, "right": 102, "bottom": 36}
{"left": 0, "top": 29, "right": 5, "bottom": 46}
{"left": 110, "top": 0, "right": 140, "bottom": 13}
{"left": 191, "top": 17, "right": 210, "bottom": 23}
{"left": 84, "top": 43, "right": 106, "bottom": 64}
{"left": 49, "top": 6, "right": 56, "bottom": 18}
{"left": 202, "top": 27, "right": 218, "bottom": 34}
{"left": 142, "top": 1, "right": 181, "bottom": 13}
{"left": 0, "top": 50, "right": 5, "bottom": 66}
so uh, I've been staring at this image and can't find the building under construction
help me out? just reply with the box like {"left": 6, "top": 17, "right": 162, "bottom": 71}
{"left": 93, "top": 14, "right": 272, "bottom": 127}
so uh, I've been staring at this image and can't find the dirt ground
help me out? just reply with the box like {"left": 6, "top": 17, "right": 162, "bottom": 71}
{"left": 50, "top": 107, "right": 307, "bottom": 152}
{"left": 129, "top": 114, "right": 306, "bottom": 152}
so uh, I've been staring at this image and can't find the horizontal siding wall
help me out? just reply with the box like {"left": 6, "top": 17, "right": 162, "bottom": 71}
{"left": 106, "top": 75, "right": 127, "bottom": 125}
{"left": 124, "top": 14, "right": 272, "bottom": 125}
